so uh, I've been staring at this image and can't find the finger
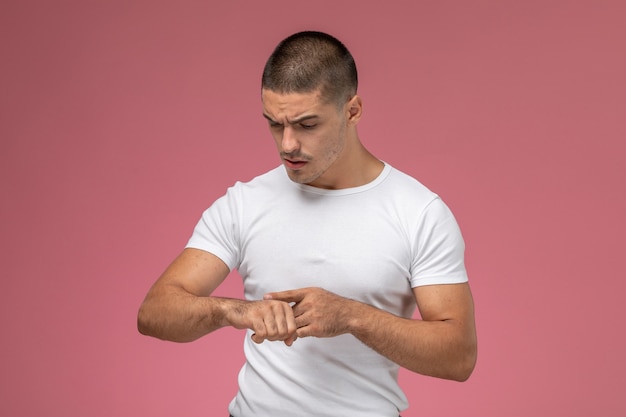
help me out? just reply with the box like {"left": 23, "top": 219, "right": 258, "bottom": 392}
{"left": 291, "top": 301, "right": 307, "bottom": 317}
{"left": 264, "top": 289, "right": 304, "bottom": 303}
{"left": 250, "top": 315, "right": 268, "bottom": 343}
{"left": 264, "top": 313, "right": 284, "bottom": 340}
{"left": 251, "top": 332, "right": 264, "bottom": 344}
{"left": 295, "top": 325, "right": 314, "bottom": 339}
{"left": 272, "top": 303, "right": 298, "bottom": 345}
{"left": 276, "top": 303, "right": 298, "bottom": 335}
{"left": 283, "top": 334, "right": 298, "bottom": 347}
{"left": 294, "top": 311, "right": 308, "bottom": 329}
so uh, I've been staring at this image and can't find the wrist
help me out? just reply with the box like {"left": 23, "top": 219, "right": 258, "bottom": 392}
{"left": 216, "top": 297, "right": 246, "bottom": 328}
{"left": 343, "top": 299, "right": 368, "bottom": 335}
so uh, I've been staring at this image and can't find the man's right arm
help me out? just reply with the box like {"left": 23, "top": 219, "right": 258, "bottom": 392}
{"left": 137, "top": 248, "right": 297, "bottom": 344}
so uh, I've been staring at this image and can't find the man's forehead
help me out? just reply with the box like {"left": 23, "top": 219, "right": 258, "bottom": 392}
{"left": 261, "top": 89, "right": 327, "bottom": 120}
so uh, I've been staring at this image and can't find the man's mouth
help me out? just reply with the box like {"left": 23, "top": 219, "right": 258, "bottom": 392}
{"left": 283, "top": 158, "right": 308, "bottom": 170}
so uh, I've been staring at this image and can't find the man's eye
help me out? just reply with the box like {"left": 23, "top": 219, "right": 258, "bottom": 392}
{"left": 300, "top": 124, "right": 316, "bottom": 129}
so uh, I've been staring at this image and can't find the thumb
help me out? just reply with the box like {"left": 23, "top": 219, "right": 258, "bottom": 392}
{"left": 251, "top": 332, "right": 264, "bottom": 344}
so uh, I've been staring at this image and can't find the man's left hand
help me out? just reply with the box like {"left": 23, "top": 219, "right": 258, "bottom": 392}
{"left": 264, "top": 287, "right": 357, "bottom": 339}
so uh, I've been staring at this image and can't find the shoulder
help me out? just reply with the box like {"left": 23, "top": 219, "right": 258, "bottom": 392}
{"left": 380, "top": 164, "right": 440, "bottom": 208}
{"left": 227, "top": 166, "right": 289, "bottom": 196}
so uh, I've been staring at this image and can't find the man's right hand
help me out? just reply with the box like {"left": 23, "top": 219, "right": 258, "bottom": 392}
{"left": 226, "top": 299, "right": 298, "bottom": 346}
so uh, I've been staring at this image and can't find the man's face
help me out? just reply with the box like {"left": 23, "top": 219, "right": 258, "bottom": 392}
{"left": 262, "top": 89, "right": 351, "bottom": 189}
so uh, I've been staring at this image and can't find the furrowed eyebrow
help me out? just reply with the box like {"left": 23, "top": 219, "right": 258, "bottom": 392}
{"left": 289, "top": 114, "right": 318, "bottom": 124}
{"left": 263, "top": 113, "right": 277, "bottom": 124}
{"left": 262, "top": 113, "right": 318, "bottom": 125}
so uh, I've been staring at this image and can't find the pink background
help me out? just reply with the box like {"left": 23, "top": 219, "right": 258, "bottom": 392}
{"left": 1, "top": 1, "right": 625, "bottom": 416}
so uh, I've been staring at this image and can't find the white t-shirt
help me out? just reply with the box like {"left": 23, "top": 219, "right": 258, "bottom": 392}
{"left": 187, "top": 163, "right": 468, "bottom": 417}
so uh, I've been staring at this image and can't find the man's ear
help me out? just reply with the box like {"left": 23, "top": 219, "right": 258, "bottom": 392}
{"left": 346, "top": 95, "right": 363, "bottom": 124}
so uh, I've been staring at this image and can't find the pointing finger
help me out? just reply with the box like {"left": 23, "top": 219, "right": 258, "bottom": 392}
{"left": 264, "top": 288, "right": 305, "bottom": 303}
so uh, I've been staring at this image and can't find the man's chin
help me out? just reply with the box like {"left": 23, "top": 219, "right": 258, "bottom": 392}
{"left": 285, "top": 168, "right": 318, "bottom": 185}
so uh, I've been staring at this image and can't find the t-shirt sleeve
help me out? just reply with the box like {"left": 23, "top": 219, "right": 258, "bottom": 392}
{"left": 409, "top": 197, "right": 468, "bottom": 287}
{"left": 185, "top": 187, "right": 241, "bottom": 271}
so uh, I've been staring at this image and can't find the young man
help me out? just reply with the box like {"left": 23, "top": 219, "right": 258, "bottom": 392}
{"left": 138, "top": 31, "right": 477, "bottom": 417}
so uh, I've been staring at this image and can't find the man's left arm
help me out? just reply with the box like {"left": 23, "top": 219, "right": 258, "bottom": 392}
{"left": 266, "top": 283, "right": 477, "bottom": 381}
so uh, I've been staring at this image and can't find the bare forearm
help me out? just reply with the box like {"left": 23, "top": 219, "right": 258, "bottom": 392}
{"left": 347, "top": 301, "right": 477, "bottom": 381}
{"left": 137, "top": 284, "right": 298, "bottom": 344}
{"left": 137, "top": 285, "right": 240, "bottom": 342}
{"left": 267, "top": 285, "right": 477, "bottom": 381}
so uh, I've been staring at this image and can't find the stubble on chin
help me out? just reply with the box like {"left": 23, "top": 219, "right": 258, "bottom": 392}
{"left": 286, "top": 169, "right": 318, "bottom": 185}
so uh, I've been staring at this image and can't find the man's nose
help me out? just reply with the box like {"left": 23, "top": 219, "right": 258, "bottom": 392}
{"left": 281, "top": 127, "right": 300, "bottom": 154}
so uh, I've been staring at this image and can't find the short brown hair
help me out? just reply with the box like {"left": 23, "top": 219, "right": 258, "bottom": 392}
{"left": 262, "top": 31, "right": 358, "bottom": 105}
